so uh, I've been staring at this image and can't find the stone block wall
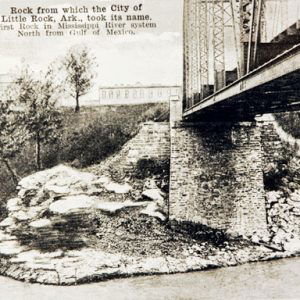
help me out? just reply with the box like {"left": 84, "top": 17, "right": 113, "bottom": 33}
{"left": 125, "top": 122, "right": 170, "bottom": 164}
{"left": 259, "top": 120, "right": 285, "bottom": 168}
{"left": 169, "top": 122, "right": 268, "bottom": 237}
{"left": 101, "top": 122, "right": 171, "bottom": 173}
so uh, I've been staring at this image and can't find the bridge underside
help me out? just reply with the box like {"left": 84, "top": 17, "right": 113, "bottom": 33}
{"left": 183, "top": 44, "right": 300, "bottom": 121}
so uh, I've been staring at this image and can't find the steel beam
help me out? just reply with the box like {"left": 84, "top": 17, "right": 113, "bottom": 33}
{"left": 183, "top": 44, "right": 300, "bottom": 117}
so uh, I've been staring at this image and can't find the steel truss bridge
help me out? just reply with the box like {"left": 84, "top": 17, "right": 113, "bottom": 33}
{"left": 182, "top": 0, "right": 300, "bottom": 120}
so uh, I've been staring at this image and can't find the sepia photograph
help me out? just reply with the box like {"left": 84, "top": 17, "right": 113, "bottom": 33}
{"left": 0, "top": 0, "right": 299, "bottom": 299}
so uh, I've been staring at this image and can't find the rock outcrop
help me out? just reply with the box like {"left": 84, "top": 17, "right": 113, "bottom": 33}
{"left": 0, "top": 163, "right": 298, "bottom": 285}
{"left": 0, "top": 165, "right": 170, "bottom": 251}
{"left": 265, "top": 190, "right": 300, "bottom": 250}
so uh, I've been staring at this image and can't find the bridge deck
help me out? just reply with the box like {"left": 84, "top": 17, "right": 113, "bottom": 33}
{"left": 183, "top": 44, "right": 300, "bottom": 121}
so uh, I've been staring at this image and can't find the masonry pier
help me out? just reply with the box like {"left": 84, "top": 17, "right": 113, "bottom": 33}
{"left": 169, "top": 121, "right": 271, "bottom": 237}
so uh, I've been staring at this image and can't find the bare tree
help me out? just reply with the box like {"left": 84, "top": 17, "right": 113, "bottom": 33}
{"left": 9, "top": 66, "right": 63, "bottom": 170}
{"left": 61, "top": 45, "right": 97, "bottom": 112}
{"left": 0, "top": 101, "right": 26, "bottom": 184}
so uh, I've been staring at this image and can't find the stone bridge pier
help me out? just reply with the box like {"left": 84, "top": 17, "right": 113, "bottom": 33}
{"left": 169, "top": 120, "right": 277, "bottom": 238}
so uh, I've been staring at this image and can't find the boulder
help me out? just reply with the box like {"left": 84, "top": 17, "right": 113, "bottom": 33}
{"left": 143, "top": 178, "right": 158, "bottom": 189}
{"left": 29, "top": 219, "right": 52, "bottom": 229}
{"left": 11, "top": 206, "right": 42, "bottom": 222}
{"left": 25, "top": 189, "right": 52, "bottom": 207}
{"left": 0, "top": 240, "right": 26, "bottom": 255}
{"left": 140, "top": 202, "right": 166, "bottom": 222}
{"left": 6, "top": 198, "right": 22, "bottom": 212}
{"left": 18, "top": 165, "right": 102, "bottom": 198}
{"left": 272, "top": 229, "right": 289, "bottom": 245}
{"left": 1, "top": 163, "right": 171, "bottom": 256}
{"left": 14, "top": 211, "right": 32, "bottom": 221}
{"left": 0, "top": 232, "right": 17, "bottom": 242}
{"left": 266, "top": 191, "right": 280, "bottom": 204}
{"left": 251, "top": 233, "right": 270, "bottom": 244}
{"left": 251, "top": 234, "right": 260, "bottom": 244}
{"left": 97, "top": 202, "right": 127, "bottom": 214}
{"left": 0, "top": 217, "right": 15, "bottom": 228}
{"left": 290, "top": 191, "right": 300, "bottom": 203}
{"left": 293, "top": 208, "right": 300, "bottom": 216}
{"left": 142, "top": 189, "right": 164, "bottom": 202}
{"left": 49, "top": 195, "right": 98, "bottom": 214}
{"left": 93, "top": 176, "right": 111, "bottom": 185}
{"left": 43, "top": 184, "right": 70, "bottom": 195}
{"left": 283, "top": 238, "right": 300, "bottom": 252}
{"left": 104, "top": 182, "right": 132, "bottom": 194}
{"left": 96, "top": 201, "right": 148, "bottom": 214}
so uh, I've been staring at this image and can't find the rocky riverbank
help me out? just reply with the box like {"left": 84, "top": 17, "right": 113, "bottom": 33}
{"left": 0, "top": 239, "right": 296, "bottom": 285}
{"left": 0, "top": 165, "right": 298, "bottom": 285}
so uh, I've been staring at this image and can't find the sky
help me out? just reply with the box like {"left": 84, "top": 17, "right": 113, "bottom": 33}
{"left": 0, "top": 0, "right": 184, "bottom": 99}
{"left": 0, "top": 0, "right": 299, "bottom": 100}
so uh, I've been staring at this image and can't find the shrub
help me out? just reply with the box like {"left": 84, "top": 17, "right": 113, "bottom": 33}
{"left": 263, "top": 143, "right": 298, "bottom": 191}
{"left": 133, "top": 158, "right": 170, "bottom": 180}
{"left": 275, "top": 112, "right": 300, "bottom": 139}
{"left": 42, "top": 103, "right": 169, "bottom": 168}
{"left": 263, "top": 161, "right": 288, "bottom": 191}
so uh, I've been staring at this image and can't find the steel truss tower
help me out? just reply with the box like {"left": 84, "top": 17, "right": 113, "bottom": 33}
{"left": 182, "top": 0, "right": 266, "bottom": 109}
{"left": 198, "top": 0, "right": 210, "bottom": 100}
{"left": 239, "top": 0, "right": 264, "bottom": 74}
{"left": 212, "top": 0, "right": 225, "bottom": 92}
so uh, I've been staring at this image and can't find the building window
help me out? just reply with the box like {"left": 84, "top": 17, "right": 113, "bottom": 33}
{"left": 133, "top": 90, "right": 138, "bottom": 98}
{"left": 149, "top": 90, "right": 153, "bottom": 98}
{"left": 102, "top": 91, "right": 107, "bottom": 99}
{"left": 116, "top": 90, "right": 120, "bottom": 99}
{"left": 158, "top": 89, "right": 163, "bottom": 97}
{"left": 140, "top": 89, "right": 144, "bottom": 98}
{"left": 109, "top": 91, "right": 113, "bottom": 99}
{"left": 125, "top": 90, "right": 129, "bottom": 98}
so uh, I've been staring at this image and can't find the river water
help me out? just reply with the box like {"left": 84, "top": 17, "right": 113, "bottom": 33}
{"left": 1, "top": 257, "right": 299, "bottom": 300}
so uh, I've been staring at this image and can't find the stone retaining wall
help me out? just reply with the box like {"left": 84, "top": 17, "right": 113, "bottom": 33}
{"left": 101, "top": 122, "right": 170, "bottom": 173}
{"left": 125, "top": 122, "right": 170, "bottom": 164}
{"left": 259, "top": 120, "right": 285, "bottom": 169}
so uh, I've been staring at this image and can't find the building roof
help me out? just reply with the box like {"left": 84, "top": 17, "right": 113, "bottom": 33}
{"left": 99, "top": 84, "right": 181, "bottom": 90}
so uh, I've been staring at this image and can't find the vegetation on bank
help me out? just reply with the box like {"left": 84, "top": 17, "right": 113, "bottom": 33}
{"left": 275, "top": 111, "right": 300, "bottom": 139}
{"left": 0, "top": 47, "right": 169, "bottom": 220}
{"left": 0, "top": 104, "right": 168, "bottom": 205}
{"left": 264, "top": 111, "right": 300, "bottom": 191}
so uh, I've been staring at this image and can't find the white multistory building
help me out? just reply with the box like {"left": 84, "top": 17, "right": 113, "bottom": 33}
{"left": 98, "top": 83, "right": 182, "bottom": 105}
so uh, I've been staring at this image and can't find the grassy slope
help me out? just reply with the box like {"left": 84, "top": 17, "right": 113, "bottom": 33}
{"left": 0, "top": 103, "right": 168, "bottom": 211}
